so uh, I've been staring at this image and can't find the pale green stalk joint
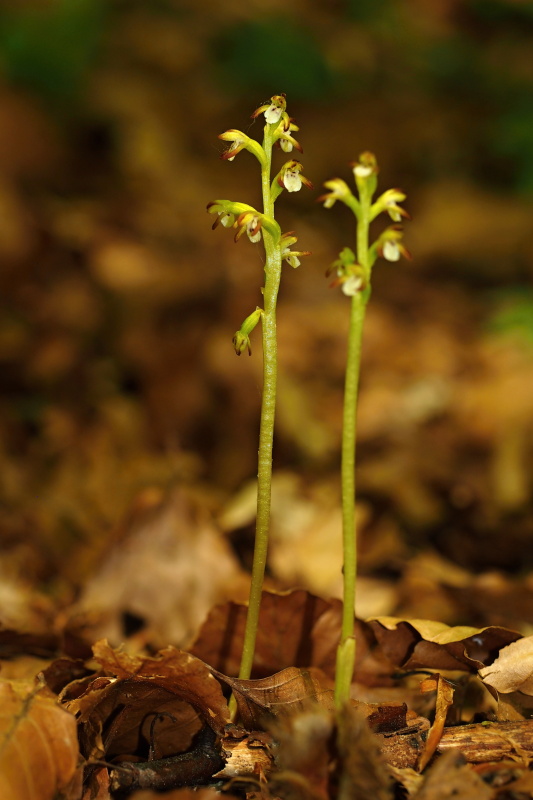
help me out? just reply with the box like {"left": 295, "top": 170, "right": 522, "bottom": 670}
{"left": 321, "top": 151, "right": 411, "bottom": 708}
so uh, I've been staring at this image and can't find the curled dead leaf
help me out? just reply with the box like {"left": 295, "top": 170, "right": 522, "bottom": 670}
{"left": 212, "top": 666, "right": 335, "bottom": 730}
{"left": 479, "top": 635, "right": 533, "bottom": 695}
{"left": 0, "top": 680, "right": 80, "bottom": 800}
{"left": 367, "top": 617, "right": 521, "bottom": 671}
{"left": 63, "top": 641, "right": 230, "bottom": 764}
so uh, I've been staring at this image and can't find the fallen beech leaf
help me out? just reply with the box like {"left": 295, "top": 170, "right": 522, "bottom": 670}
{"left": 75, "top": 489, "right": 246, "bottom": 648}
{"left": 81, "top": 766, "right": 110, "bottom": 800}
{"left": 64, "top": 641, "right": 230, "bottom": 762}
{"left": 0, "top": 680, "right": 79, "bottom": 800}
{"left": 479, "top": 635, "right": 533, "bottom": 695}
{"left": 368, "top": 617, "right": 521, "bottom": 671}
{"left": 190, "top": 590, "right": 343, "bottom": 678}
{"left": 213, "top": 666, "right": 335, "bottom": 729}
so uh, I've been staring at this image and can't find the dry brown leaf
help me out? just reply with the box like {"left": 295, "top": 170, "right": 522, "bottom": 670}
{"left": 213, "top": 666, "right": 335, "bottom": 730}
{"left": 81, "top": 766, "right": 111, "bottom": 800}
{"left": 64, "top": 641, "right": 230, "bottom": 763}
{"left": 190, "top": 589, "right": 345, "bottom": 679}
{"left": 0, "top": 680, "right": 80, "bottom": 800}
{"left": 368, "top": 617, "right": 521, "bottom": 671}
{"left": 74, "top": 489, "right": 246, "bottom": 648}
{"left": 479, "top": 635, "right": 533, "bottom": 695}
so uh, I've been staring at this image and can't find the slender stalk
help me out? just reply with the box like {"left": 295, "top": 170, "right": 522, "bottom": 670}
{"left": 237, "top": 123, "right": 282, "bottom": 682}
{"left": 334, "top": 189, "right": 371, "bottom": 708}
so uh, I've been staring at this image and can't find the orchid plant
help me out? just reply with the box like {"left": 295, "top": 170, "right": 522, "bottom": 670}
{"left": 207, "top": 95, "right": 312, "bottom": 690}
{"left": 319, "top": 152, "right": 411, "bottom": 706}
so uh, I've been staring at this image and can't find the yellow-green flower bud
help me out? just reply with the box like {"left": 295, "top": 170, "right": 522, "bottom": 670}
{"left": 232, "top": 307, "right": 263, "bottom": 356}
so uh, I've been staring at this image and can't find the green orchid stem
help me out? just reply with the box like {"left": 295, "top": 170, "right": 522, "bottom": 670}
{"left": 230, "top": 122, "right": 281, "bottom": 717}
{"left": 334, "top": 183, "right": 372, "bottom": 709}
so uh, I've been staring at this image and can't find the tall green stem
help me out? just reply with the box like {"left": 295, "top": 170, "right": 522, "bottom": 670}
{"left": 334, "top": 190, "right": 371, "bottom": 708}
{"left": 237, "top": 123, "right": 282, "bottom": 682}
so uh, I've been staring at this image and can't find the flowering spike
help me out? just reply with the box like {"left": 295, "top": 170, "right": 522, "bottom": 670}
{"left": 208, "top": 94, "right": 309, "bottom": 695}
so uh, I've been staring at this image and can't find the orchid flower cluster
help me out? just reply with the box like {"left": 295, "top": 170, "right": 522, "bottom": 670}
{"left": 206, "top": 95, "right": 312, "bottom": 691}
{"left": 207, "top": 96, "right": 312, "bottom": 356}
{"left": 320, "top": 152, "right": 410, "bottom": 707}
{"left": 320, "top": 151, "right": 411, "bottom": 298}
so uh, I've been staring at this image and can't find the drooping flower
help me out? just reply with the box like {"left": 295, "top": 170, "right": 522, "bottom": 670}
{"left": 326, "top": 247, "right": 367, "bottom": 295}
{"left": 219, "top": 129, "right": 247, "bottom": 161}
{"left": 375, "top": 225, "right": 412, "bottom": 262}
{"left": 252, "top": 93, "right": 288, "bottom": 125}
{"left": 370, "top": 188, "right": 410, "bottom": 223}
{"left": 207, "top": 199, "right": 254, "bottom": 230}
{"left": 233, "top": 307, "right": 263, "bottom": 356}
{"left": 317, "top": 178, "right": 353, "bottom": 208}
{"left": 279, "top": 231, "right": 310, "bottom": 268}
{"left": 235, "top": 211, "right": 262, "bottom": 243}
{"left": 277, "top": 160, "right": 314, "bottom": 193}
{"left": 276, "top": 118, "right": 303, "bottom": 153}
{"left": 218, "top": 129, "right": 266, "bottom": 165}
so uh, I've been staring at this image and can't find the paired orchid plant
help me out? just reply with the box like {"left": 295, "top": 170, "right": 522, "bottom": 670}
{"left": 207, "top": 96, "right": 410, "bottom": 708}
{"left": 319, "top": 152, "right": 411, "bottom": 705}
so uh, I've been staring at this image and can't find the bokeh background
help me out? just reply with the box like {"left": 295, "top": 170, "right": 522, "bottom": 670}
{"left": 1, "top": 0, "right": 533, "bottom": 635}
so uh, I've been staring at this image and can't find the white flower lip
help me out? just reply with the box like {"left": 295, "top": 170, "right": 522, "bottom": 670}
{"left": 283, "top": 171, "right": 302, "bottom": 192}
{"left": 382, "top": 241, "right": 400, "bottom": 261}
{"left": 353, "top": 164, "right": 373, "bottom": 178}
{"left": 264, "top": 105, "right": 283, "bottom": 124}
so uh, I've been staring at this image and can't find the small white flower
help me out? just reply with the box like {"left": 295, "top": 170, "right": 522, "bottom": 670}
{"left": 386, "top": 202, "right": 402, "bottom": 222}
{"left": 353, "top": 164, "right": 373, "bottom": 178}
{"left": 280, "top": 137, "right": 293, "bottom": 153}
{"left": 341, "top": 275, "right": 364, "bottom": 296}
{"left": 282, "top": 248, "right": 300, "bottom": 268}
{"left": 247, "top": 216, "right": 262, "bottom": 243}
{"left": 283, "top": 170, "right": 302, "bottom": 192}
{"left": 382, "top": 241, "right": 400, "bottom": 261}
{"left": 265, "top": 104, "right": 283, "bottom": 124}
{"left": 220, "top": 213, "right": 233, "bottom": 228}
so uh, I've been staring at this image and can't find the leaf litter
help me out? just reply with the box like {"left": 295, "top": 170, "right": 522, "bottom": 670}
{"left": 1, "top": 6, "right": 533, "bottom": 798}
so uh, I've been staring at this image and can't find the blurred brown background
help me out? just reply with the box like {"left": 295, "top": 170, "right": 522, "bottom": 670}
{"left": 0, "top": 0, "right": 532, "bottom": 604}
